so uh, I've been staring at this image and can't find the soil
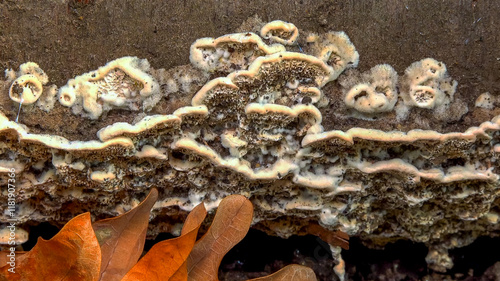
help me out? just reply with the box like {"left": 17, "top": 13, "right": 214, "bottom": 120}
{"left": 2, "top": 0, "right": 500, "bottom": 279}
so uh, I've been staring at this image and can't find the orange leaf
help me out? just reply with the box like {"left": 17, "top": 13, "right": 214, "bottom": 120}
{"left": 0, "top": 251, "right": 26, "bottom": 267}
{"left": 0, "top": 213, "right": 101, "bottom": 281}
{"left": 187, "top": 194, "right": 254, "bottom": 281}
{"left": 247, "top": 264, "right": 318, "bottom": 281}
{"left": 122, "top": 202, "right": 207, "bottom": 281}
{"left": 305, "top": 223, "right": 349, "bottom": 250}
{"left": 92, "top": 188, "right": 158, "bottom": 281}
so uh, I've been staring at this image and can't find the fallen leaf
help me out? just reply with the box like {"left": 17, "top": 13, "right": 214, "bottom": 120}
{"left": 247, "top": 264, "right": 318, "bottom": 281}
{"left": 0, "top": 193, "right": 320, "bottom": 281}
{"left": 92, "top": 188, "right": 158, "bottom": 281}
{"left": 304, "top": 223, "right": 349, "bottom": 250}
{"left": 0, "top": 213, "right": 101, "bottom": 281}
{"left": 122, "top": 202, "right": 207, "bottom": 281}
{"left": 187, "top": 194, "right": 254, "bottom": 281}
{"left": 0, "top": 251, "right": 26, "bottom": 267}
{"left": 171, "top": 202, "right": 209, "bottom": 281}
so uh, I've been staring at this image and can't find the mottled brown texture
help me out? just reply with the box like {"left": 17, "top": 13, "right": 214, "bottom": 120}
{"left": 1, "top": 0, "right": 498, "bottom": 89}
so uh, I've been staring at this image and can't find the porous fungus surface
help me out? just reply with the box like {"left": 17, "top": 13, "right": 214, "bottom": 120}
{"left": 1, "top": 19, "right": 499, "bottom": 273}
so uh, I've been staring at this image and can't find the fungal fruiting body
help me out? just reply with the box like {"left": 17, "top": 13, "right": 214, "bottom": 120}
{"left": 1, "top": 19, "right": 498, "bottom": 275}
{"left": 57, "top": 57, "right": 159, "bottom": 119}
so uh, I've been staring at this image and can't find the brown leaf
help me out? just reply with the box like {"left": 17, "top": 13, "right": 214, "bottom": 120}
{"left": 0, "top": 251, "right": 26, "bottom": 267}
{"left": 304, "top": 223, "right": 349, "bottom": 250}
{"left": 122, "top": 202, "right": 207, "bottom": 281}
{"left": 0, "top": 213, "right": 101, "bottom": 281}
{"left": 92, "top": 188, "right": 158, "bottom": 281}
{"left": 247, "top": 264, "right": 318, "bottom": 281}
{"left": 187, "top": 194, "right": 254, "bottom": 281}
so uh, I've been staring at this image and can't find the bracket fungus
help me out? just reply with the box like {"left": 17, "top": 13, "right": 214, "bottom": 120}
{"left": 342, "top": 64, "right": 398, "bottom": 115}
{"left": 400, "top": 58, "right": 457, "bottom": 109}
{"left": 308, "top": 31, "right": 360, "bottom": 81}
{"left": 260, "top": 20, "right": 299, "bottom": 45}
{"left": 7, "top": 62, "right": 48, "bottom": 105}
{"left": 58, "top": 56, "right": 160, "bottom": 119}
{"left": 475, "top": 92, "right": 495, "bottom": 109}
{"left": 9, "top": 75, "right": 44, "bottom": 105}
{"left": 1, "top": 19, "right": 499, "bottom": 275}
{"left": 190, "top": 32, "right": 285, "bottom": 74}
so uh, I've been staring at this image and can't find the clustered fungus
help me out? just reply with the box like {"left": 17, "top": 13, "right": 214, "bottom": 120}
{"left": 341, "top": 64, "right": 398, "bottom": 116}
{"left": 7, "top": 62, "right": 48, "bottom": 105}
{"left": 1, "top": 18, "right": 499, "bottom": 276}
{"left": 339, "top": 57, "right": 463, "bottom": 123}
{"left": 189, "top": 32, "right": 285, "bottom": 74}
{"left": 260, "top": 20, "right": 299, "bottom": 45}
{"left": 400, "top": 58, "right": 457, "bottom": 109}
{"left": 307, "top": 31, "right": 360, "bottom": 81}
{"left": 57, "top": 56, "right": 160, "bottom": 119}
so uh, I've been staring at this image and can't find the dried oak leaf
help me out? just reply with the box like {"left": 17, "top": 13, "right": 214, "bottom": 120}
{"left": 248, "top": 264, "right": 318, "bottom": 281}
{"left": 122, "top": 202, "right": 207, "bottom": 281}
{"left": 187, "top": 195, "right": 318, "bottom": 281}
{"left": 303, "top": 223, "right": 349, "bottom": 250}
{"left": 0, "top": 191, "right": 319, "bottom": 281}
{"left": 187, "top": 194, "right": 254, "bottom": 281}
{"left": 92, "top": 188, "right": 158, "bottom": 281}
{"left": 0, "top": 213, "right": 101, "bottom": 281}
{"left": 0, "top": 251, "right": 26, "bottom": 266}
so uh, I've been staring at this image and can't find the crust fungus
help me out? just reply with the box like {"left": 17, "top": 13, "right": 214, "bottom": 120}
{"left": 260, "top": 20, "right": 299, "bottom": 45}
{"left": 307, "top": 31, "right": 360, "bottom": 81}
{"left": 400, "top": 58, "right": 457, "bottom": 109}
{"left": 8, "top": 62, "right": 48, "bottom": 105}
{"left": 9, "top": 75, "right": 44, "bottom": 105}
{"left": 58, "top": 56, "right": 159, "bottom": 119}
{"left": 1, "top": 19, "right": 499, "bottom": 275}
{"left": 342, "top": 64, "right": 398, "bottom": 115}
{"left": 190, "top": 32, "right": 286, "bottom": 73}
{"left": 0, "top": 226, "right": 28, "bottom": 245}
